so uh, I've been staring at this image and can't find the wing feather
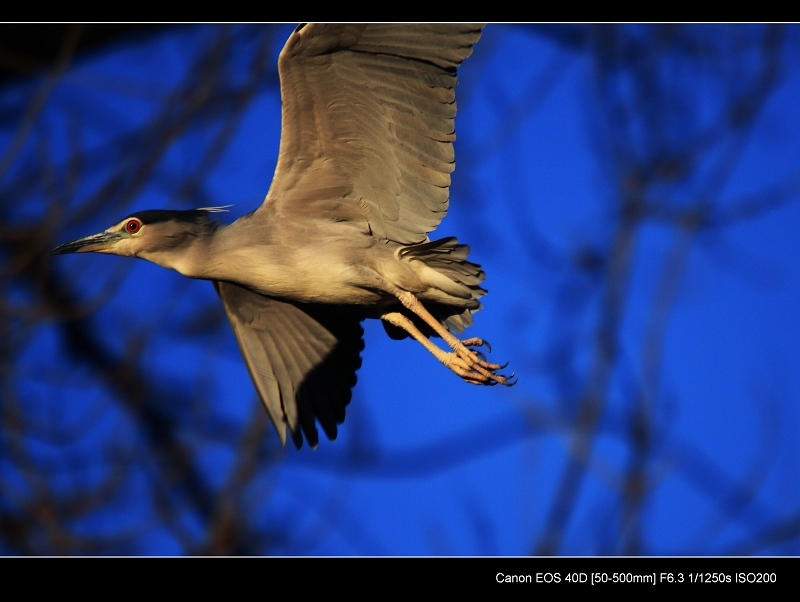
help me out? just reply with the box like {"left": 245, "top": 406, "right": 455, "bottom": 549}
{"left": 258, "top": 23, "right": 484, "bottom": 244}
{"left": 215, "top": 281, "right": 364, "bottom": 449}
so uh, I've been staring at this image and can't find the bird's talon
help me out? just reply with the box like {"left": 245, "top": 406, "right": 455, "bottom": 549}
{"left": 461, "top": 337, "right": 491, "bottom": 353}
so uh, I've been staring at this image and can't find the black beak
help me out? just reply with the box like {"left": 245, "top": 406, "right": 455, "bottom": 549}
{"left": 50, "top": 231, "right": 122, "bottom": 255}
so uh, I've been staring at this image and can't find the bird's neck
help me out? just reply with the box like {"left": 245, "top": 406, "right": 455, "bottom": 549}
{"left": 172, "top": 220, "right": 328, "bottom": 300}
{"left": 139, "top": 232, "right": 217, "bottom": 279}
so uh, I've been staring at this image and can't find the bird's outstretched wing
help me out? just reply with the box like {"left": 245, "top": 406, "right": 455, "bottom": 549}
{"left": 258, "top": 23, "right": 484, "bottom": 245}
{"left": 215, "top": 281, "right": 364, "bottom": 449}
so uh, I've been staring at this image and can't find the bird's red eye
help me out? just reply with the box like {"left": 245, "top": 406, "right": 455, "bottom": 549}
{"left": 126, "top": 220, "right": 141, "bottom": 233}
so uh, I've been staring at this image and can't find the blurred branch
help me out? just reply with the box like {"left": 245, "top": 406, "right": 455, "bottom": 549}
{"left": 0, "top": 25, "right": 288, "bottom": 554}
{"left": 524, "top": 23, "right": 795, "bottom": 555}
{"left": 0, "top": 25, "right": 84, "bottom": 185}
{"left": 1, "top": 23, "right": 798, "bottom": 556}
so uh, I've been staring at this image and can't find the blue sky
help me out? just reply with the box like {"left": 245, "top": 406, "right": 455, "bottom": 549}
{"left": 1, "top": 24, "right": 799, "bottom": 555}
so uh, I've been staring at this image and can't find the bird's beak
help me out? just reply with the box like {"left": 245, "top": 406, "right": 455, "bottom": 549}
{"left": 50, "top": 231, "right": 123, "bottom": 255}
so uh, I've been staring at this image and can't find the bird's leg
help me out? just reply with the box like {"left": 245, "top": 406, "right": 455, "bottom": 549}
{"left": 381, "top": 312, "right": 495, "bottom": 385}
{"left": 359, "top": 267, "right": 513, "bottom": 385}
{"left": 392, "top": 290, "right": 513, "bottom": 386}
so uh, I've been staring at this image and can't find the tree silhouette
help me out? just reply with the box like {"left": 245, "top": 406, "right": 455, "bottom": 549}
{"left": 1, "top": 23, "right": 798, "bottom": 555}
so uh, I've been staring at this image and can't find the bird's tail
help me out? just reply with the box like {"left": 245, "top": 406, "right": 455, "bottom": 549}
{"left": 397, "top": 237, "right": 487, "bottom": 334}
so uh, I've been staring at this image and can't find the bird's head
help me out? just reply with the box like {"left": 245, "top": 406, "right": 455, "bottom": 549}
{"left": 51, "top": 207, "right": 230, "bottom": 272}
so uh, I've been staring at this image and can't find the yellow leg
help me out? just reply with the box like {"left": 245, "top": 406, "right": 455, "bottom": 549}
{"left": 358, "top": 267, "right": 514, "bottom": 386}
{"left": 393, "top": 291, "right": 514, "bottom": 385}
{"left": 381, "top": 310, "right": 513, "bottom": 386}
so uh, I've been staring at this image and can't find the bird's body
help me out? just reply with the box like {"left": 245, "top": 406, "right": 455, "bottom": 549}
{"left": 162, "top": 215, "right": 387, "bottom": 305}
{"left": 137, "top": 210, "right": 473, "bottom": 310}
{"left": 53, "top": 23, "right": 513, "bottom": 449}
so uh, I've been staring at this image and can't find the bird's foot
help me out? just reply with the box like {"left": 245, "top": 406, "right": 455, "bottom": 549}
{"left": 461, "top": 337, "right": 491, "bottom": 353}
{"left": 390, "top": 291, "right": 516, "bottom": 385}
{"left": 447, "top": 338, "right": 515, "bottom": 387}
{"left": 442, "top": 350, "right": 515, "bottom": 386}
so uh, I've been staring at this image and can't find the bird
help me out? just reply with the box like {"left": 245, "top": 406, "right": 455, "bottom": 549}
{"left": 52, "top": 23, "right": 514, "bottom": 450}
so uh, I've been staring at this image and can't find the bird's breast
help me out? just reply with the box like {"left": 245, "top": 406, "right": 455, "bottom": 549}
{"left": 206, "top": 239, "right": 389, "bottom": 306}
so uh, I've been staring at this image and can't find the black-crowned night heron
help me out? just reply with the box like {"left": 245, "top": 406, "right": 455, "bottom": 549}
{"left": 52, "top": 23, "right": 513, "bottom": 449}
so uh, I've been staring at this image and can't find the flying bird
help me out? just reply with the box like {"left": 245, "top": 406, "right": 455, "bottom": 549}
{"left": 52, "top": 23, "right": 513, "bottom": 449}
